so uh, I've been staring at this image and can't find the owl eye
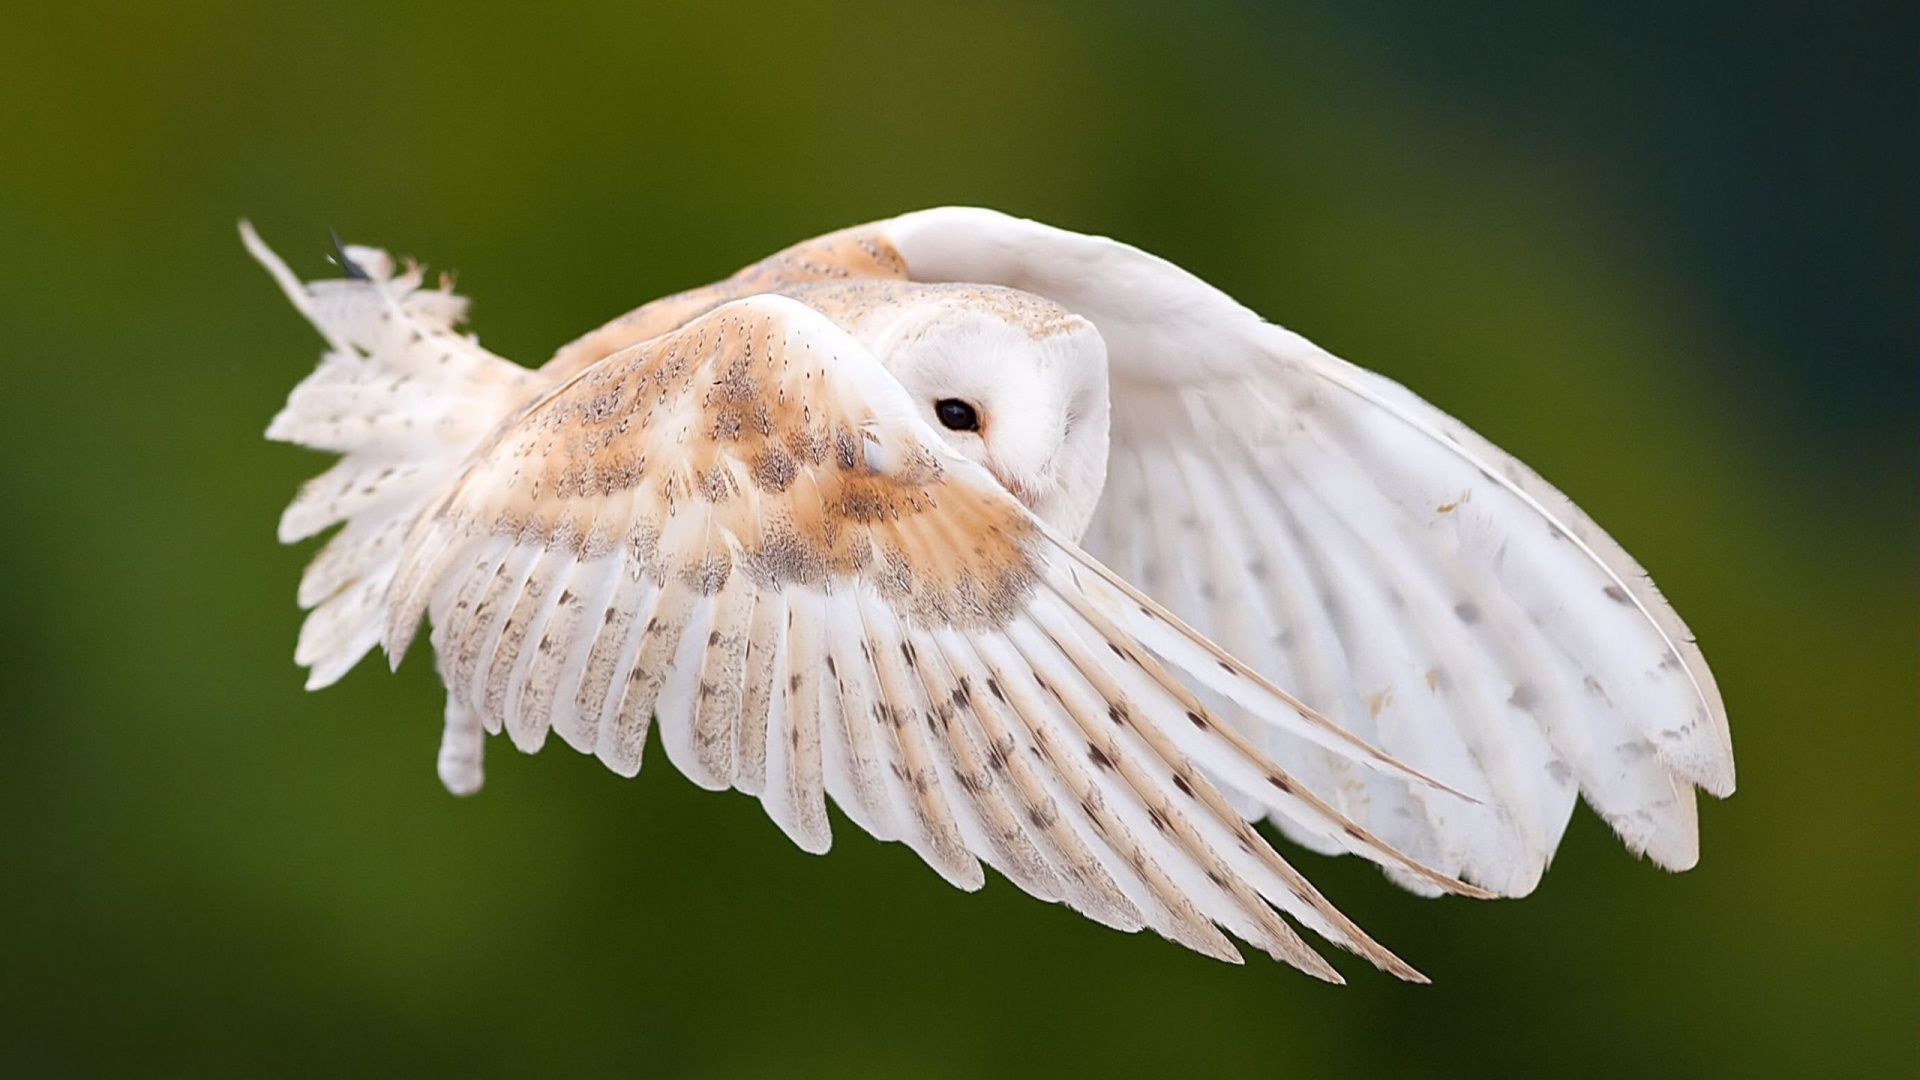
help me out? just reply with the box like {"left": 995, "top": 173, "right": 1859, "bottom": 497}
{"left": 934, "top": 398, "right": 980, "bottom": 432}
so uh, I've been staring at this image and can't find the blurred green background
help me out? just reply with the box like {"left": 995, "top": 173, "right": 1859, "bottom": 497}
{"left": 1, "top": 1, "right": 1912, "bottom": 1075}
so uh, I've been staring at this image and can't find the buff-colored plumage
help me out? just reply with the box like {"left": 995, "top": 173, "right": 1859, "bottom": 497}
{"left": 247, "top": 207, "right": 1732, "bottom": 982}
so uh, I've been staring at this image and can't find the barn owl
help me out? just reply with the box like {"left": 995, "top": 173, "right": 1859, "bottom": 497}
{"left": 246, "top": 207, "right": 1733, "bottom": 982}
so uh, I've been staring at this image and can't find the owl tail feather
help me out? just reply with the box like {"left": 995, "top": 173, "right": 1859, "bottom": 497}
{"left": 244, "top": 221, "right": 542, "bottom": 693}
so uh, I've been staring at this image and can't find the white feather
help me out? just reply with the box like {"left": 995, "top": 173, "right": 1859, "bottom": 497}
{"left": 883, "top": 205, "right": 1732, "bottom": 892}
{"left": 769, "top": 588, "right": 832, "bottom": 853}
{"left": 818, "top": 584, "right": 901, "bottom": 841}
{"left": 249, "top": 222, "right": 536, "bottom": 691}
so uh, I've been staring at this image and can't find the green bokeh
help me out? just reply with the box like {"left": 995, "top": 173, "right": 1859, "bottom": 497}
{"left": 1, "top": 1, "right": 1912, "bottom": 1075}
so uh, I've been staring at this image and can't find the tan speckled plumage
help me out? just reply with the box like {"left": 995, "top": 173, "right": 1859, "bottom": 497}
{"left": 543, "top": 223, "right": 912, "bottom": 382}
{"left": 396, "top": 302, "right": 1042, "bottom": 636}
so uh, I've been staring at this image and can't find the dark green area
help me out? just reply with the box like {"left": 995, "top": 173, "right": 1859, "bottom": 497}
{"left": 0, "top": 1, "right": 1912, "bottom": 1075}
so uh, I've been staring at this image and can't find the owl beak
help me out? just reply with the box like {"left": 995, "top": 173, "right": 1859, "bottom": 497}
{"left": 988, "top": 467, "right": 1035, "bottom": 510}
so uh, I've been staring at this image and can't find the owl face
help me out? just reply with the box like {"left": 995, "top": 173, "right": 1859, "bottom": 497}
{"left": 875, "top": 306, "right": 1110, "bottom": 541}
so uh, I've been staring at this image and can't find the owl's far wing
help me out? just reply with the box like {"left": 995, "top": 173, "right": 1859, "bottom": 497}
{"left": 878, "top": 206, "right": 1733, "bottom": 898}
{"left": 538, "top": 223, "right": 913, "bottom": 382}
{"left": 384, "top": 292, "right": 1485, "bottom": 980}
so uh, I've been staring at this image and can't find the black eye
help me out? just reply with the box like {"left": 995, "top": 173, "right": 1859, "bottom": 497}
{"left": 934, "top": 398, "right": 980, "bottom": 432}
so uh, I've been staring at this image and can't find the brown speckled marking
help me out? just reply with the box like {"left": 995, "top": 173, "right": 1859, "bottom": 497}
{"left": 437, "top": 300, "right": 1042, "bottom": 632}
{"left": 862, "top": 613, "right": 976, "bottom": 883}
{"left": 905, "top": 634, "right": 1060, "bottom": 896}
{"left": 541, "top": 224, "right": 1087, "bottom": 390}
{"left": 542, "top": 225, "right": 914, "bottom": 382}
{"left": 1024, "top": 609, "right": 1381, "bottom": 977}
{"left": 928, "top": 632, "right": 1141, "bottom": 927}
{"left": 970, "top": 633, "right": 1238, "bottom": 960}
{"left": 690, "top": 585, "right": 757, "bottom": 784}
{"left": 822, "top": 599, "right": 895, "bottom": 830}
{"left": 1050, "top": 569, "right": 1489, "bottom": 921}
{"left": 449, "top": 547, "right": 526, "bottom": 708}
{"left": 482, "top": 557, "right": 559, "bottom": 735}
{"left": 731, "top": 594, "right": 784, "bottom": 794}
{"left": 518, "top": 566, "right": 592, "bottom": 740}
{"left": 603, "top": 580, "right": 699, "bottom": 773}
{"left": 775, "top": 595, "right": 831, "bottom": 846}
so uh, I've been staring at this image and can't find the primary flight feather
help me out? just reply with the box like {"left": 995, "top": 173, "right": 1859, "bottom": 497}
{"left": 247, "top": 207, "right": 1732, "bottom": 980}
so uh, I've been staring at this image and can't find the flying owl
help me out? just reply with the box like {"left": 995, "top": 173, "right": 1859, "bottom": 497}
{"left": 246, "top": 208, "right": 1733, "bottom": 982}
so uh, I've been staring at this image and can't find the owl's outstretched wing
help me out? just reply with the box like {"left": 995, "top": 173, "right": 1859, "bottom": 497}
{"left": 875, "top": 207, "right": 1733, "bottom": 898}
{"left": 385, "top": 292, "right": 1486, "bottom": 980}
